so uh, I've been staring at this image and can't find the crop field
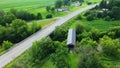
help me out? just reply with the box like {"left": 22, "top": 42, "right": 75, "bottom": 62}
{"left": 0, "top": 0, "right": 56, "bottom": 10}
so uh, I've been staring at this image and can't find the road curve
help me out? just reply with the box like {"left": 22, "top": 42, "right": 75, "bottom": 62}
{"left": 0, "top": 4, "right": 97, "bottom": 68}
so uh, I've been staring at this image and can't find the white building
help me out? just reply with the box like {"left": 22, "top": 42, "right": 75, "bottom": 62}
{"left": 71, "top": 1, "right": 81, "bottom": 7}
{"left": 67, "top": 29, "right": 76, "bottom": 49}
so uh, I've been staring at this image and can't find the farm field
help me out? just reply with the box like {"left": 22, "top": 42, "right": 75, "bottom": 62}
{"left": 0, "top": 0, "right": 56, "bottom": 10}
{"left": 0, "top": 0, "right": 101, "bottom": 19}
{"left": 28, "top": 3, "right": 89, "bottom": 18}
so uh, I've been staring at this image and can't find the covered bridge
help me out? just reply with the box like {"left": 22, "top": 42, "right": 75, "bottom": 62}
{"left": 67, "top": 29, "right": 76, "bottom": 50}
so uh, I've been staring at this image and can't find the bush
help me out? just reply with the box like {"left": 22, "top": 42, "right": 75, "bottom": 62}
{"left": 76, "top": 23, "right": 85, "bottom": 34}
{"left": 100, "top": 36, "right": 119, "bottom": 57}
{"left": 87, "top": 2, "right": 92, "bottom": 5}
{"left": 89, "top": 29, "right": 100, "bottom": 41}
{"left": 36, "top": 13, "right": 42, "bottom": 20}
{"left": 28, "top": 37, "right": 57, "bottom": 64}
{"left": 11, "top": 19, "right": 28, "bottom": 42}
{"left": 51, "top": 7, "right": 55, "bottom": 12}
{"left": 46, "top": 14, "right": 53, "bottom": 19}
{"left": 97, "top": 12, "right": 103, "bottom": 18}
{"left": 110, "top": 6, "right": 120, "bottom": 20}
{"left": 79, "top": 38, "right": 97, "bottom": 48}
{"left": 77, "top": 31, "right": 89, "bottom": 41}
{"left": 2, "top": 41, "right": 13, "bottom": 50}
{"left": 50, "top": 26, "right": 67, "bottom": 41}
{"left": 50, "top": 46, "right": 70, "bottom": 68}
{"left": 84, "top": 11, "right": 90, "bottom": 16}
{"left": 108, "top": 26, "right": 120, "bottom": 38}
{"left": 86, "top": 14, "right": 94, "bottom": 21}
{"left": 77, "top": 38, "right": 102, "bottom": 68}
{"left": 104, "top": 16, "right": 111, "bottom": 21}
{"left": 46, "top": 6, "right": 51, "bottom": 12}
{"left": 1, "top": 13, "right": 16, "bottom": 26}
{"left": 76, "top": 15, "right": 82, "bottom": 20}
{"left": 28, "top": 22, "right": 41, "bottom": 35}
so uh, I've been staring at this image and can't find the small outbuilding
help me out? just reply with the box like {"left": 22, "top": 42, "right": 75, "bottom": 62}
{"left": 71, "top": 1, "right": 81, "bottom": 7}
{"left": 67, "top": 29, "right": 76, "bottom": 50}
{"left": 57, "top": 7, "right": 68, "bottom": 12}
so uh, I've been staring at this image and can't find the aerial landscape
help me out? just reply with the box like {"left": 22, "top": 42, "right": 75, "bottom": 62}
{"left": 0, "top": 0, "right": 120, "bottom": 68}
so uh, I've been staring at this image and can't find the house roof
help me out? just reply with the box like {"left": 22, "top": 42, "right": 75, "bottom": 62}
{"left": 67, "top": 29, "right": 76, "bottom": 46}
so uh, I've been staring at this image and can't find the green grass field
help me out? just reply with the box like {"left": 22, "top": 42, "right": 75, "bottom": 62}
{"left": 34, "top": 18, "right": 57, "bottom": 28}
{"left": 85, "top": 0, "right": 101, "bottom": 2}
{"left": 0, "top": 0, "right": 56, "bottom": 10}
{"left": 0, "top": 0, "right": 101, "bottom": 10}
{"left": 70, "top": 19, "right": 120, "bottom": 31}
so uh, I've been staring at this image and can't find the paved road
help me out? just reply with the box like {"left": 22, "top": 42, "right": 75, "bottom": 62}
{"left": 28, "top": 17, "right": 62, "bottom": 24}
{"left": 0, "top": 4, "right": 97, "bottom": 68}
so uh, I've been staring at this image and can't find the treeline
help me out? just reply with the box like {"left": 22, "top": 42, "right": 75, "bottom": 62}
{"left": 99, "top": 0, "right": 120, "bottom": 20}
{"left": 8, "top": 37, "right": 70, "bottom": 68}
{"left": 0, "top": 9, "right": 42, "bottom": 26}
{"left": 84, "top": 0, "right": 120, "bottom": 21}
{"left": 0, "top": 19, "right": 41, "bottom": 50}
{"left": 46, "top": 0, "right": 84, "bottom": 11}
{"left": 55, "top": 0, "right": 84, "bottom": 8}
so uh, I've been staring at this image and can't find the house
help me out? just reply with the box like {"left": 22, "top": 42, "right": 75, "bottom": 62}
{"left": 67, "top": 29, "right": 76, "bottom": 50}
{"left": 57, "top": 7, "right": 68, "bottom": 12}
{"left": 102, "top": 8, "right": 109, "bottom": 11}
{"left": 57, "top": 8, "right": 63, "bottom": 12}
{"left": 71, "top": 1, "right": 81, "bottom": 7}
{"left": 98, "top": 10, "right": 104, "bottom": 13}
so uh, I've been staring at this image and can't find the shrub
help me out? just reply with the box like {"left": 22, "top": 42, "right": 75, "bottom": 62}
{"left": 28, "top": 22, "right": 41, "bottom": 34}
{"left": 89, "top": 29, "right": 100, "bottom": 41}
{"left": 2, "top": 41, "right": 13, "bottom": 50}
{"left": 110, "top": 6, "right": 120, "bottom": 20}
{"left": 108, "top": 26, "right": 120, "bottom": 38}
{"left": 76, "top": 15, "right": 82, "bottom": 20}
{"left": 11, "top": 19, "right": 28, "bottom": 42}
{"left": 78, "top": 38, "right": 102, "bottom": 68}
{"left": 1, "top": 13, "right": 16, "bottom": 26}
{"left": 50, "top": 46, "right": 70, "bottom": 68}
{"left": 97, "top": 12, "right": 103, "bottom": 18}
{"left": 28, "top": 37, "right": 57, "bottom": 64}
{"left": 46, "top": 14, "right": 53, "bottom": 19}
{"left": 100, "top": 36, "right": 119, "bottom": 57}
{"left": 84, "top": 11, "right": 90, "bottom": 16}
{"left": 76, "top": 23, "right": 85, "bottom": 34}
{"left": 77, "top": 31, "right": 89, "bottom": 41}
{"left": 51, "top": 7, "right": 55, "bottom": 12}
{"left": 36, "top": 13, "right": 42, "bottom": 20}
{"left": 50, "top": 26, "right": 67, "bottom": 41}
{"left": 87, "top": 2, "right": 92, "bottom": 5}
{"left": 46, "top": 6, "right": 51, "bottom": 12}
{"left": 104, "top": 16, "right": 111, "bottom": 21}
{"left": 86, "top": 14, "right": 94, "bottom": 21}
